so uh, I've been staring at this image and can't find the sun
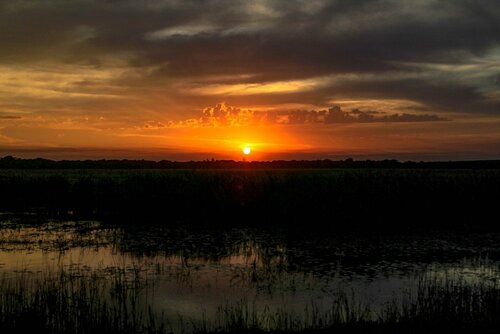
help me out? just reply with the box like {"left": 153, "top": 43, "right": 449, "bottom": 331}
{"left": 243, "top": 146, "right": 251, "bottom": 155}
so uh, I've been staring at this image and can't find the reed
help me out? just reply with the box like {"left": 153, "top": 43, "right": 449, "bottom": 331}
{"left": 1, "top": 269, "right": 500, "bottom": 333}
{"left": 0, "top": 169, "right": 499, "bottom": 231}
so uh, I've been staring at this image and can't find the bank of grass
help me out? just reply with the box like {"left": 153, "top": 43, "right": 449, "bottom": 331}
{"left": 1, "top": 271, "right": 500, "bottom": 334}
{"left": 0, "top": 169, "right": 499, "bottom": 231}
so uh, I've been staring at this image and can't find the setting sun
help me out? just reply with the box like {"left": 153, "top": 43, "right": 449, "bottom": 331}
{"left": 243, "top": 146, "right": 251, "bottom": 155}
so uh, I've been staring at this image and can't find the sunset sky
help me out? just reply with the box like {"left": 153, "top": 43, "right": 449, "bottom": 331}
{"left": 1, "top": 0, "right": 499, "bottom": 160}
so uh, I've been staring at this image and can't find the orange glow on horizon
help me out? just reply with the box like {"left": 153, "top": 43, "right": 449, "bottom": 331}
{"left": 5, "top": 98, "right": 494, "bottom": 161}
{"left": 152, "top": 122, "right": 309, "bottom": 161}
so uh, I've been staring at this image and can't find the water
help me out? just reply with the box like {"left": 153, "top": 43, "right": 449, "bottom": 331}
{"left": 1, "top": 215, "right": 500, "bottom": 331}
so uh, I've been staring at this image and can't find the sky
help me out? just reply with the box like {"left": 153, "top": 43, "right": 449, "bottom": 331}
{"left": 0, "top": 0, "right": 499, "bottom": 161}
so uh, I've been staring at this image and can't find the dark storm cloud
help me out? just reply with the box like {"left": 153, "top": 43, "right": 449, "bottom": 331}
{"left": 281, "top": 105, "right": 447, "bottom": 125}
{"left": 166, "top": 103, "right": 447, "bottom": 127}
{"left": 1, "top": 0, "right": 500, "bottom": 114}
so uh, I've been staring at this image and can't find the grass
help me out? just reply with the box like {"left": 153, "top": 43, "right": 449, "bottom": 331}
{"left": 0, "top": 169, "right": 499, "bottom": 231}
{"left": 1, "top": 269, "right": 500, "bottom": 333}
{"left": 1, "top": 168, "right": 499, "bottom": 333}
{"left": 0, "top": 270, "right": 161, "bottom": 334}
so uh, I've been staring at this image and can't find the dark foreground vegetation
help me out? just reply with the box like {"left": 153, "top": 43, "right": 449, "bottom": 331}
{"left": 2, "top": 155, "right": 500, "bottom": 169}
{"left": 0, "top": 160, "right": 499, "bottom": 231}
{"left": 1, "top": 157, "right": 500, "bottom": 333}
{"left": 0, "top": 272, "right": 499, "bottom": 334}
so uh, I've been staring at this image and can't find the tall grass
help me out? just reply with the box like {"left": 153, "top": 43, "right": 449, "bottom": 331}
{"left": 381, "top": 276, "right": 500, "bottom": 325}
{"left": 1, "top": 169, "right": 499, "bottom": 231}
{"left": 198, "top": 292, "right": 371, "bottom": 333}
{"left": 1, "top": 270, "right": 500, "bottom": 333}
{"left": 0, "top": 271, "right": 163, "bottom": 334}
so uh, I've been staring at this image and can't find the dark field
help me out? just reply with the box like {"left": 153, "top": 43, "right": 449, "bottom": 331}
{"left": 1, "top": 166, "right": 500, "bottom": 333}
{"left": 0, "top": 168, "right": 499, "bottom": 231}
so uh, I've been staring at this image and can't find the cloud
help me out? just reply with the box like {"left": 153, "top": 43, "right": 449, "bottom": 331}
{"left": 162, "top": 103, "right": 448, "bottom": 128}
{"left": 309, "top": 106, "right": 448, "bottom": 124}
{"left": 0, "top": 0, "right": 498, "bottom": 138}
{"left": 0, "top": 115, "right": 22, "bottom": 120}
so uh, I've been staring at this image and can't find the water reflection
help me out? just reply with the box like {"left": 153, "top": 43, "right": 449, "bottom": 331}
{"left": 1, "top": 218, "right": 500, "bottom": 332}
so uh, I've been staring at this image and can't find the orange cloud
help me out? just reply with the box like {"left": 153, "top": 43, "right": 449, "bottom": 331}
{"left": 160, "top": 103, "right": 448, "bottom": 129}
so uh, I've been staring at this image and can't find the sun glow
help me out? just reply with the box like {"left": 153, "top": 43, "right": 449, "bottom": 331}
{"left": 243, "top": 146, "right": 251, "bottom": 155}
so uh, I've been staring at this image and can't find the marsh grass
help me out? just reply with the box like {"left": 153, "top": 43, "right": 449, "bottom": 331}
{"left": 0, "top": 270, "right": 163, "bottom": 334}
{"left": 1, "top": 268, "right": 500, "bottom": 334}
{"left": 197, "top": 293, "right": 371, "bottom": 333}
{"left": 1, "top": 169, "right": 499, "bottom": 231}
{"left": 380, "top": 276, "right": 500, "bottom": 324}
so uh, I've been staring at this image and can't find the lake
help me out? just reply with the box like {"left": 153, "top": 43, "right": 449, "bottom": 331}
{"left": 1, "top": 215, "right": 499, "bottom": 332}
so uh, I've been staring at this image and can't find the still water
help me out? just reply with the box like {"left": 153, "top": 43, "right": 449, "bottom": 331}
{"left": 1, "top": 215, "right": 500, "bottom": 331}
